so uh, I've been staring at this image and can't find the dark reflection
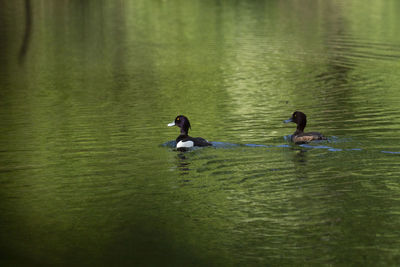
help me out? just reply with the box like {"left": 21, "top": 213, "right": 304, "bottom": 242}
{"left": 289, "top": 146, "right": 310, "bottom": 182}
{"left": 292, "top": 147, "right": 308, "bottom": 165}
{"left": 18, "top": 0, "right": 32, "bottom": 64}
{"left": 320, "top": 22, "right": 354, "bottom": 86}
{"left": 316, "top": 7, "right": 359, "bottom": 118}
{"left": 176, "top": 152, "right": 191, "bottom": 176}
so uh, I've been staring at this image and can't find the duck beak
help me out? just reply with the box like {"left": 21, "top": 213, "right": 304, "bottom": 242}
{"left": 167, "top": 121, "right": 175, "bottom": 127}
{"left": 283, "top": 117, "right": 293, "bottom": 123}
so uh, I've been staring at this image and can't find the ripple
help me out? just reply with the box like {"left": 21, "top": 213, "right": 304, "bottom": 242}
{"left": 381, "top": 151, "right": 400, "bottom": 155}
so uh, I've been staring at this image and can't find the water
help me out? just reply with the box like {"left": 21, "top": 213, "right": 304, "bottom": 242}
{"left": 1, "top": 0, "right": 400, "bottom": 265}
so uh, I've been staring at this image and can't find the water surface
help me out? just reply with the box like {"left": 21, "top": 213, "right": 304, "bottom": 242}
{"left": 1, "top": 0, "right": 400, "bottom": 265}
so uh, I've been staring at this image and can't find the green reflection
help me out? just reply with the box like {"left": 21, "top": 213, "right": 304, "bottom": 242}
{"left": 1, "top": 0, "right": 400, "bottom": 265}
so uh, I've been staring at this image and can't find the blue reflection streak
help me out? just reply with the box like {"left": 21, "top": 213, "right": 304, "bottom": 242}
{"left": 244, "top": 144, "right": 271, "bottom": 148}
{"left": 381, "top": 151, "right": 400, "bottom": 154}
{"left": 162, "top": 139, "right": 364, "bottom": 152}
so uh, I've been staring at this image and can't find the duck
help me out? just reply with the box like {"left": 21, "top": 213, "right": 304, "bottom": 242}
{"left": 167, "top": 115, "right": 212, "bottom": 149}
{"left": 284, "top": 111, "right": 327, "bottom": 144}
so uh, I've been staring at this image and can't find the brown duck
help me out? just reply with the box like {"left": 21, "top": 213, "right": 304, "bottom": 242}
{"left": 284, "top": 111, "right": 327, "bottom": 144}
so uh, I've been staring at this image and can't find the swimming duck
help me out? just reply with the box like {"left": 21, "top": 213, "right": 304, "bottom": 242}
{"left": 284, "top": 111, "right": 327, "bottom": 144}
{"left": 167, "top": 115, "right": 212, "bottom": 149}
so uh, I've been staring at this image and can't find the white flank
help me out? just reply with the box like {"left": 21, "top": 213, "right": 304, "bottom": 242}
{"left": 177, "top": 140, "right": 194, "bottom": 148}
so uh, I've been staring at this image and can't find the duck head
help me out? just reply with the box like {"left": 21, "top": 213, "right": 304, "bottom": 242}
{"left": 168, "top": 115, "right": 191, "bottom": 135}
{"left": 284, "top": 111, "right": 307, "bottom": 132}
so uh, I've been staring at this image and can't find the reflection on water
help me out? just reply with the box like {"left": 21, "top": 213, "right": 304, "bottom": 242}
{"left": 176, "top": 152, "right": 192, "bottom": 176}
{"left": 18, "top": 0, "right": 32, "bottom": 64}
{"left": 1, "top": 0, "right": 400, "bottom": 265}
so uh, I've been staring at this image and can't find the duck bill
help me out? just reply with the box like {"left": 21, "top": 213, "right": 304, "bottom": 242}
{"left": 283, "top": 118, "right": 293, "bottom": 123}
{"left": 167, "top": 122, "right": 175, "bottom": 127}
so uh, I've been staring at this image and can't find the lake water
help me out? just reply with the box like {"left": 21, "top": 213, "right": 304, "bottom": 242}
{"left": 1, "top": 0, "right": 400, "bottom": 265}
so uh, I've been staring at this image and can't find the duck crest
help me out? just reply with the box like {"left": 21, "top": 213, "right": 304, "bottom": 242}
{"left": 292, "top": 111, "right": 307, "bottom": 132}
{"left": 176, "top": 115, "right": 191, "bottom": 135}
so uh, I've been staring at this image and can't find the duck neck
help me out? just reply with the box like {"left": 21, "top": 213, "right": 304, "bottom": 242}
{"left": 180, "top": 127, "right": 189, "bottom": 136}
{"left": 294, "top": 129, "right": 303, "bottom": 135}
{"left": 295, "top": 122, "right": 306, "bottom": 134}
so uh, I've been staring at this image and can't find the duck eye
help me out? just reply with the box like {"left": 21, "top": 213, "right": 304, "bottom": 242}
{"left": 176, "top": 117, "right": 180, "bottom": 121}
